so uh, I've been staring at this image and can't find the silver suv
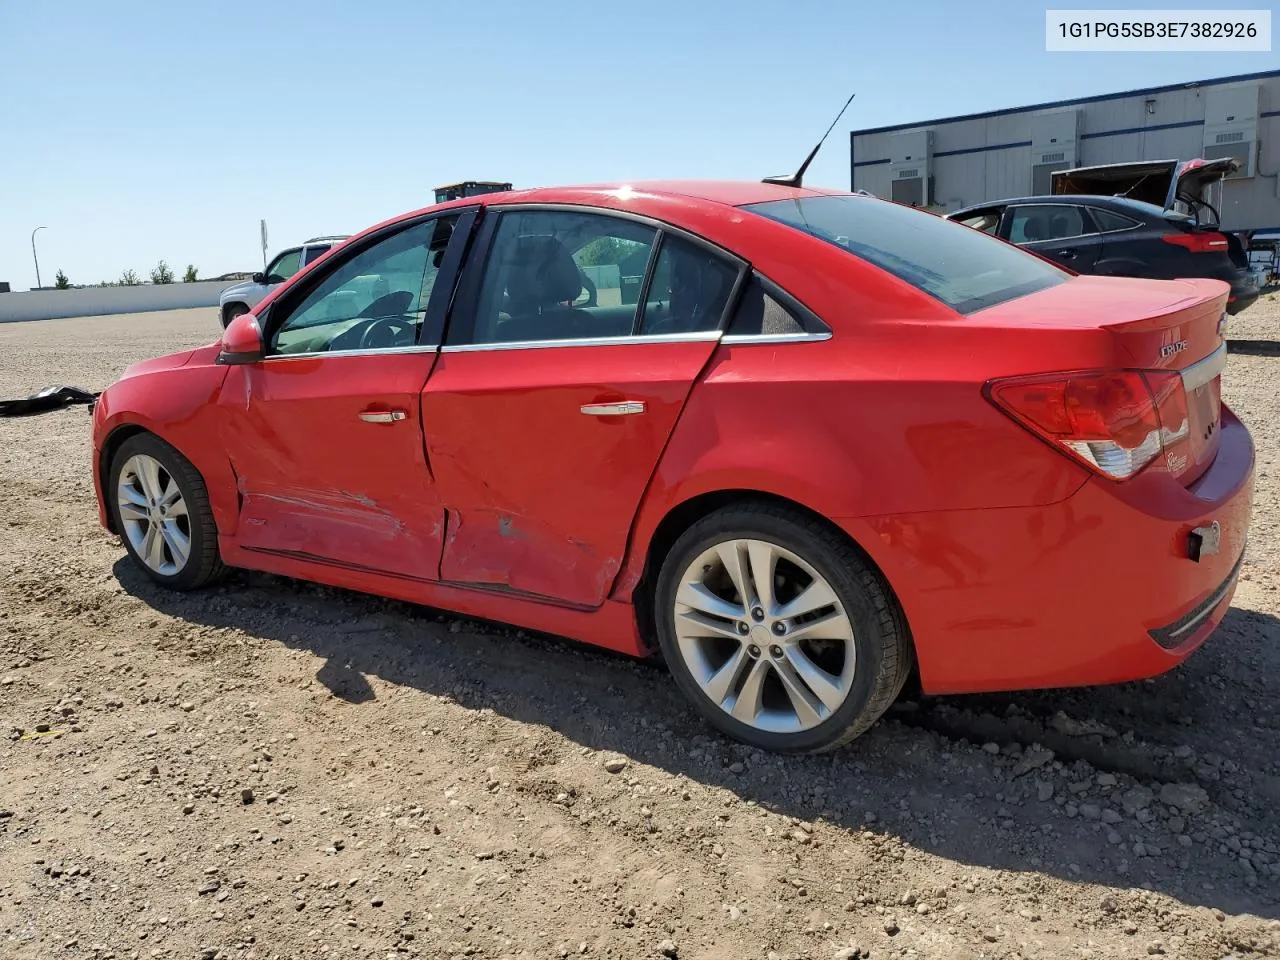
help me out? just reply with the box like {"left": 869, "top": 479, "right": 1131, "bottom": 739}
{"left": 218, "top": 236, "right": 349, "bottom": 328}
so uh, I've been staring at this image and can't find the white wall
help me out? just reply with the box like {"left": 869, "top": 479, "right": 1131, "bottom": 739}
{"left": 0, "top": 280, "right": 238, "bottom": 323}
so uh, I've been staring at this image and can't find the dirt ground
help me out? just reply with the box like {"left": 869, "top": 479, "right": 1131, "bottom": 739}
{"left": 1, "top": 297, "right": 1278, "bottom": 960}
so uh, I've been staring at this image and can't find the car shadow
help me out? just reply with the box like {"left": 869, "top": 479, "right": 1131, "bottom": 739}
{"left": 115, "top": 558, "right": 1280, "bottom": 921}
{"left": 1225, "top": 338, "right": 1280, "bottom": 357}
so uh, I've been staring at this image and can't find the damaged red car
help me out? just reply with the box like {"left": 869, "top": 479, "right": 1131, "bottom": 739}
{"left": 91, "top": 181, "right": 1254, "bottom": 753}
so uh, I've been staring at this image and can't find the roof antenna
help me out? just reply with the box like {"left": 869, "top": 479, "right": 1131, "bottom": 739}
{"left": 763, "top": 91, "right": 856, "bottom": 188}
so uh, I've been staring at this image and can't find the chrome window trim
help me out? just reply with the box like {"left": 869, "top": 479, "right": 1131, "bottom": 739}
{"left": 440, "top": 331, "right": 723, "bottom": 354}
{"left": 1180, "top": 342, "right": 1227, "bottom": 391}
{"left": 721, "top": 332, "right": 832, "bottom": 345}
{"left": 261, "top": 330, "right": 832, "bottom": 360}
{"left": 263, "top": 344, "right": 441, "bottom": 363}
{"left": 1022, "top": 229, "right": 1100, "bottom": 243}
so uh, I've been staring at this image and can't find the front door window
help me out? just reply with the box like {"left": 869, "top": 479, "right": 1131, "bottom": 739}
{"left": 264, "top": 249, "right": 302, "bottom": 284}
{"left": 269, "top": 216, "right": 458, "bottom": 356}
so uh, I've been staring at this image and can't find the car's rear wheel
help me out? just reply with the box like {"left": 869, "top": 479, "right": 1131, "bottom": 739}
{"left": 653, "top": 503, "right": 912, "bottom": 753}
{"left": 108, "top": 433, "right": 226, "bottom": 591}
{"left": 221, "top": 302, "right": 249, "bottom": 328}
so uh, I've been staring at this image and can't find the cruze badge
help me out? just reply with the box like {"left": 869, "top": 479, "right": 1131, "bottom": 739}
{"left": 1160, "top": 340, "right": 1188, "bottom": 359}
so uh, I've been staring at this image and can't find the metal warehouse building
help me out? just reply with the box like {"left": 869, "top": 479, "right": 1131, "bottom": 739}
{"left": 850, "top": 69, "right": 1280, "bottom": 231}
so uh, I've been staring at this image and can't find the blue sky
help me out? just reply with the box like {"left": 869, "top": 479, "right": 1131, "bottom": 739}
{"left": 0, "top": 0, "right": 1274, "bottom": 289}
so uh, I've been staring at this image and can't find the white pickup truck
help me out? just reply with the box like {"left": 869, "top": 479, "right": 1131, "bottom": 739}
{"left": 218, "top": 236, "right": 349, "bottom": 328}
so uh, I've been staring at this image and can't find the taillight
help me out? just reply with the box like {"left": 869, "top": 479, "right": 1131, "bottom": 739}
{"left": 1162, "top": 231, "right": 1229, "bottom": 253}
{"left": 987, "top": 369, "right": 1190, "bottom": 480}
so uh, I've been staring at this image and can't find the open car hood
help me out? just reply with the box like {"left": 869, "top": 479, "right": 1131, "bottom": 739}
{"left": 1050, "top": 157, "right": 1240, "bottom": 213}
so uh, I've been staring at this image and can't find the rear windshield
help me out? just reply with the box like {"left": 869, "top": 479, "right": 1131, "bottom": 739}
{"left": 743, "top": 195, "right": 1068, "bottom": 315}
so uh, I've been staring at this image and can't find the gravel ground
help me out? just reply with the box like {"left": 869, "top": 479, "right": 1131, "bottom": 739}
{"left": 1, "top": 298, "right": 1278, "bottom": 960}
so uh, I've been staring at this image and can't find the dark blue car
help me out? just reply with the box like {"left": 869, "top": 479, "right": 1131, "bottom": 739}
{"left": 947, "top": 158, "right": 1260, "bottom": 315}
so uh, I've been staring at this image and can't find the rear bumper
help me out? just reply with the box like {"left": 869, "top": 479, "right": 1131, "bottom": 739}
{"left": 1221, "top": 267, "right": 1261, "bottom": 314}
{"left": 1226, "top": 285, "right": 1259, "bottom": 315}
{"left": 844, "top": 406, "right": 1255, "bottom": 695}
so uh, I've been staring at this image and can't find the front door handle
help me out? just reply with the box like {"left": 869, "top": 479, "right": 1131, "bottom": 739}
{"left": 358, "top": 409, "right": 407, "bottom": 423}
{"left": 1055, "top": 248, "right": 1077, "bottom": 259}
{"left": 580, "top": 401, "right": 646, "bottom": 416}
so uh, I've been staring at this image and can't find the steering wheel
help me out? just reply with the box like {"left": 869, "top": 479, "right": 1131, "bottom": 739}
{"left": 578, "top": 269, "right": 597, "bottom": 306}
{"left": 358, "top": 315, "right": 416, "bottom": 350}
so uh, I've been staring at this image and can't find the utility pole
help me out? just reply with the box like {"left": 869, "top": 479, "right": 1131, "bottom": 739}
{"left": 31, "top": 226, "right": 47, "bottom": 289}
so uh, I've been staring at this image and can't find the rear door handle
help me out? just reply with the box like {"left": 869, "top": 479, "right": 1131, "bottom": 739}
{"left": 580, "top": 401, "right": 646, "bottom": 416}
{"left": 1055, "top": 249, "right": 1077, "bottom": 259}
{"left": 358, "top": 409, "right": 407, "bottom": 423}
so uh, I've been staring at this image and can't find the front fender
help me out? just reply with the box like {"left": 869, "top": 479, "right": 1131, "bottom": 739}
{"left": 92, "top": 360, "right": 236, "bottom": 534}
{"left": 219, "top": 281, "right": 264, "bottom": 306}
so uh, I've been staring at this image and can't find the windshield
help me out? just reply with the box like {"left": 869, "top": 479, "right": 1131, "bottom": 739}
{"left": 743, "top": 195, "right": 1068, "bottom": 315}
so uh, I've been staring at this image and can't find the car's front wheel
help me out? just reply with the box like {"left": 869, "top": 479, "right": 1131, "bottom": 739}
{"left": 108, "top": 433, "right": 226, "bottom": 590}
{"left": 221, "top": 302, "right": 249, "bottom": 328}
{"left": 654, "top": 503, "right": 912, "bottom": 753}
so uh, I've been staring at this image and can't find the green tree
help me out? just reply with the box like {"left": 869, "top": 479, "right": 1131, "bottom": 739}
{"left": 54, "top": 269, "right": 70, "bottom": 290}
{"left": 183, "top": 264, "right": 199, "bottom": 283}
{"left": 576, "top": 236, "right": 637, "bottom": 267}
{"left": 150, "top": 260, "right": 174, "bottom": 284}
{"left": 120, "top": 269, "right": 141, "bottom": 286}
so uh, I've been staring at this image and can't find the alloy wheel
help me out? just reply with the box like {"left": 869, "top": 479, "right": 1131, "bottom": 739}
{"left": 116, "top": 453, "right": 192, "bottom": 576}
{"left": 672, "top": 538, "right": 857, "bottom": 734}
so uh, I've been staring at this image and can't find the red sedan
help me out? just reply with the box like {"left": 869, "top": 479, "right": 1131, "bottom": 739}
{"left": 91, "top": 181, "right": 1254, "bottom": 753}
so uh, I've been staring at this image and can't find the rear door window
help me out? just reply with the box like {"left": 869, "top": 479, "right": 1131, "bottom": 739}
{"left": 467, "top": 210, "right": 659, "bottom": 344}
{"left": 638, "top": 234, "right": 739, "bottom": 335}
{"left": 302, "top": 244, "right": 332, "bottom": 265}
{"left": 743, "top": 195, "right": 1067, "bottom": 315}
{"left": 1008, "top": 204, "right": 1094, "bottom": 243}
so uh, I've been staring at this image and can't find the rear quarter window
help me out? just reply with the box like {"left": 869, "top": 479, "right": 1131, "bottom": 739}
{"left": 302, "top": 244, "right": 332, "bottom": 265}
{"left": 743, "top": 195, "right": 1068, "bottom": 315}
{"left": 1090, "top": 208, "right": 1143, "bottom": 233}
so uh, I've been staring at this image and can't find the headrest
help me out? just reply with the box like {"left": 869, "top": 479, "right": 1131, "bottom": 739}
{"left": 505, "top": 235, "right": 582, "bottom": 308}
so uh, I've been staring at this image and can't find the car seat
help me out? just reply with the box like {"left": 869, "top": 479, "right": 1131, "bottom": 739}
{"left": 495, "top": 235, "right": 584, "bottom": 342}
{"left": 655, "top": 251, "right": 734, "bottom": 334}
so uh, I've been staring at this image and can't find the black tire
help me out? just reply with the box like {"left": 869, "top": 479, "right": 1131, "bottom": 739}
{"left": 108, "top": 433, "right": 227, "bottom": 591}
{"left": 221, "top": 302, "right": 249, "bottom": 329}
{"left": 653, "top": 502, "right": 913, "bottom": 753}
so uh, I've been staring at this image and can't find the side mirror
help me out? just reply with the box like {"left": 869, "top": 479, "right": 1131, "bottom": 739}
{"left": 252, "top": 271, "right": 267, "bottom": 284}
{"left": 217, "top": 311, "right": 265, "bottom": 365}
